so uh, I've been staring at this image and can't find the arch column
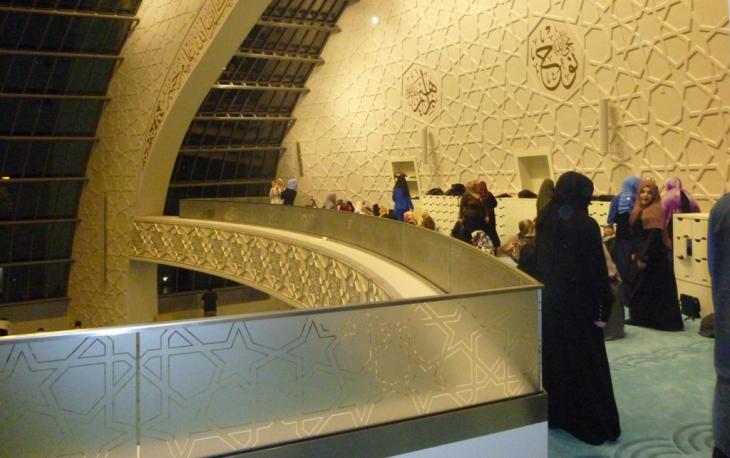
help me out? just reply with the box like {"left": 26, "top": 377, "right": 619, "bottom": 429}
{"left": 68, "top": 0, "right": 270, "bottom": 326}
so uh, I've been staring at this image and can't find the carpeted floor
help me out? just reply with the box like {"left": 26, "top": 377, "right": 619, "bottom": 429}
{"left": 548, "top": 316, "right": 716, "bottom": 458}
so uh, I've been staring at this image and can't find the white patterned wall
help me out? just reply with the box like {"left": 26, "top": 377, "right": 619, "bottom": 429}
{"left": 68, "top": 1, "right": 265, "bottom": 326}
{"left": 278, "top": 1, "right": 730, "bottom": 211}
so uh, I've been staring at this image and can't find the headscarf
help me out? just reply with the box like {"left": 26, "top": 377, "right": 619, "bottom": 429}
{"left": 554, "top": 171, "right": 593, "bottom": 212}
{"left": 355, "top": 201, "right": 372, "bottom": 215}
{"left": 465, "top": 180, "right": 480, "bottom": 200}
{"left": 323, "top": 193, "right": 337, "bottom": 210}
{"left": 518, "top": 219, "right": 535, "bottom": 238}
{"left": 537, "top": 172, "right": 593, "bottom": 227}
{"left": 286, "top": 178, "right": 298, "bottom": 191}
{"left": 403, "top": 211, "right": 417, "bottom": 224}
{"left": 536, "top": 178, "right": 555, "bottom": 214}
{"left": 478, "top": 181, "right": 489, "bottom": 202}
{"left": 662, "top": 176, "right": 700, "bottom": 228}
{"left": 394, "top": 174, "right": 411, "bottom": 199}
{"left": 617, "top": 176, "right": 641, "bottom": 214}
{"left": 420, "top": 211, "right": 436, "bottom": 230}
{"left": 629, "top": 178, "right": 664, "bottom": 230}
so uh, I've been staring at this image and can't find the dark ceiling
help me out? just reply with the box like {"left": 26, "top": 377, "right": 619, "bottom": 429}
{"left": 163, "top": 0, "right": 351, "bottom": 216}
{"left": 159, "top": 0, "right": 352, "bottom": 294}
{"left": 0, "top": 0, "right": 141, "bottom": 306}
{"left": 0, "top": 0, "right": 355, "bottom": 306}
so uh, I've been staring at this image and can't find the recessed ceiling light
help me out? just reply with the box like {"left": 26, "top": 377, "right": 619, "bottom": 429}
{"left": 371, "top": 16, "right": 380, "bottom": 25}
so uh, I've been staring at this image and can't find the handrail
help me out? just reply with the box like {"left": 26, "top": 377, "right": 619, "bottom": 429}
{"left": 0, "top": 287, "right": 541, "bottom": 456}
{"left": 0, "top": 283, "right": 539, "bottom": 345}
{"left": 179, "top": 198, "right": 541, "bottom": 294}
{"left": 0, "top": 200, "right": 543, "bottom": 457}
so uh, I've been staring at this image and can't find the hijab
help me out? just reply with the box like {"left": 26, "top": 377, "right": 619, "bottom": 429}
{"left": 478, "top": 181, "right": 489, "bottom": 201}
{"left": 324, "top": 193, "right": 337, "bottom": 210}
{"left": 662, "top": 176, "right": 700, "bottom": 228}
{"left": 403, "top": 211, "right": 417, "bottom": 224}
{"left": 355, "top": 201, "right": 372, "bottom": 215}
{"left": 554, "top": 172, "right": 593, "bottom": 212}
{"left": 536, "top": 178, "right": 555, "bottom": 214}
{"left": 617, "top": 176, "right": 641, "bottom": 214}
{"left": 465, "top": 180, "right": 480, "bottom": 200}
{"left": 518, "top": 219, "right": 535, "bottom": 238}
{"left": 394, "top": 174, "right": 411, "bottom": 199}
{"left": 286, "top": 178, "right": 298, "bottom": 191}
{"left": 537, "top": 171, "right": 592, "bottom": 227}
{"left": 629, "top": 178, "right": 664, "bottom": 230}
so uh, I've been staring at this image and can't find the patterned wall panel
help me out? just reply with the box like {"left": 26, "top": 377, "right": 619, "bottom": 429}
{"left": 131, "top": 220, "right": 392, "bottom": 309}
{"left": 136, "top": 291, "right": 539, "bottom": 457}
{"left": 0, "top": 289, "right": 540, "bottom": 457}
{"left": 0, "top": 334, "right": 137, "bottom": 457}
{"left": 278, "top": 1, "right": 730, "bottom": 211}
{"left": 68, "top": 1, "right": 243, "bottom": 326}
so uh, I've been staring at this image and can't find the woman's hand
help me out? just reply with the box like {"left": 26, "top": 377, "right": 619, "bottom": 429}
{"left": 594, "top": 320, "right": 606, "bottom": 328}
{"left": 484, "top": 216, "right": 490, "bottom": 224}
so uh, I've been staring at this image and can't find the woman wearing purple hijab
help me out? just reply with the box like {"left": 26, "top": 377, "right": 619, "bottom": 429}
{"left": 662, "top": 176, "right": 701, "bottom": 246}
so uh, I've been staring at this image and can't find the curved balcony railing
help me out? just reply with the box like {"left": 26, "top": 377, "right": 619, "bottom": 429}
{"left": 0, "top": 199, "right": 544, "bottom": 457}
{"left": 178, "top": 198, "right": 539, "bottom": 294}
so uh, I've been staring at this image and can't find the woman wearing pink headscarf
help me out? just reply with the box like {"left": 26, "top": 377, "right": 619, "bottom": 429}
{"left": 662, "top": 176, "right": 700, "bottom": 246}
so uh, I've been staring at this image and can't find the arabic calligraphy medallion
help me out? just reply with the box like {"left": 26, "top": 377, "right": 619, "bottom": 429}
{"left": 403, "top": 64, "right": 441, "bottom": 122}
{"left": 528, "top": 22, "right": 582, "bottom": 94}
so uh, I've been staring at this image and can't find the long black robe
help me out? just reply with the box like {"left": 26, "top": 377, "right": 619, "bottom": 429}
{"left": 628, "top": 219, "right": 683, "bottom": 331}
{"left": 483, "top": 192, "right": 501, "bottom": 249}
{"left": 535, "top": 172, "right": 621, "bottom": 445}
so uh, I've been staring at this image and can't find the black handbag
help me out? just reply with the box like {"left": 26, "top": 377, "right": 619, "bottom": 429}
{"left": 679, "top": 294, "right": 701, "bottom": 320}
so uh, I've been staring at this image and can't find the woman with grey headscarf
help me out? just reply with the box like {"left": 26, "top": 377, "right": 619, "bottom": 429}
{"left": 323, "top": 193, "right": 337, "bottom": 210}
{"left": 709, "top": 193, "right": 730, "bottom": 458}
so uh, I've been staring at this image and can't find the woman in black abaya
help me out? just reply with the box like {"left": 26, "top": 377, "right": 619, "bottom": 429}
{"left": 535, "top": 171, "right": 621, "bottom": 445}
{"left": 627, "top": 178, "right": 684, "bottom": 331}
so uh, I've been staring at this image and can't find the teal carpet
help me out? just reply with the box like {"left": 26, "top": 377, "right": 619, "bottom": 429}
{"left": 548, "top": 316, "right": 716, "bottom": 457}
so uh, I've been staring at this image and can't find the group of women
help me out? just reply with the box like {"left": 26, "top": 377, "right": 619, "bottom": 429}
{"left": 269, "top": 172, "right": 727, "bottom": 455}
{"left": 535, "top": 172, "right": 702, "bottom": 446}
{"left": 607, "top": 176, "right": 696, "bottom": 331}
{"left": 268, "top": 178, "right": 298, "bottom": 206}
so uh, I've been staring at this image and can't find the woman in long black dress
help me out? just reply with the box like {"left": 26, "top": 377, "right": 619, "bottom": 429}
{"left": 535, "top": 171, "right": 621, "bottom": 445}
{"left": 459, "top": 180, "right": 489, "bottom": 245}
{"left": 627, "top": 178, "right": 683, "bottom": 331}
{"left": 478, "top": 180, "right": 500, "bottom": 250}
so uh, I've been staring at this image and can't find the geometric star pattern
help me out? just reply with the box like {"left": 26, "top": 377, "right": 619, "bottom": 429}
{"left": 0, "top": 289, "right": 539, "bottom": 457}
{"left": 277, "top": 1, "right": 730, "bottom": 211}
{"left": 130, "top": 219, "right": 392, "bottom": 309}
{"left": 0, "top": 334, "right": 137, "bottom": 457}
{"left": 136, "top": 289, "right": 539, "bottom": 456}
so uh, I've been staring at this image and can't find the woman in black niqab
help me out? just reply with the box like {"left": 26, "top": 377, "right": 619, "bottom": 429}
{"left": 535, "top": 171, "right": 621, "bottom": 445}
